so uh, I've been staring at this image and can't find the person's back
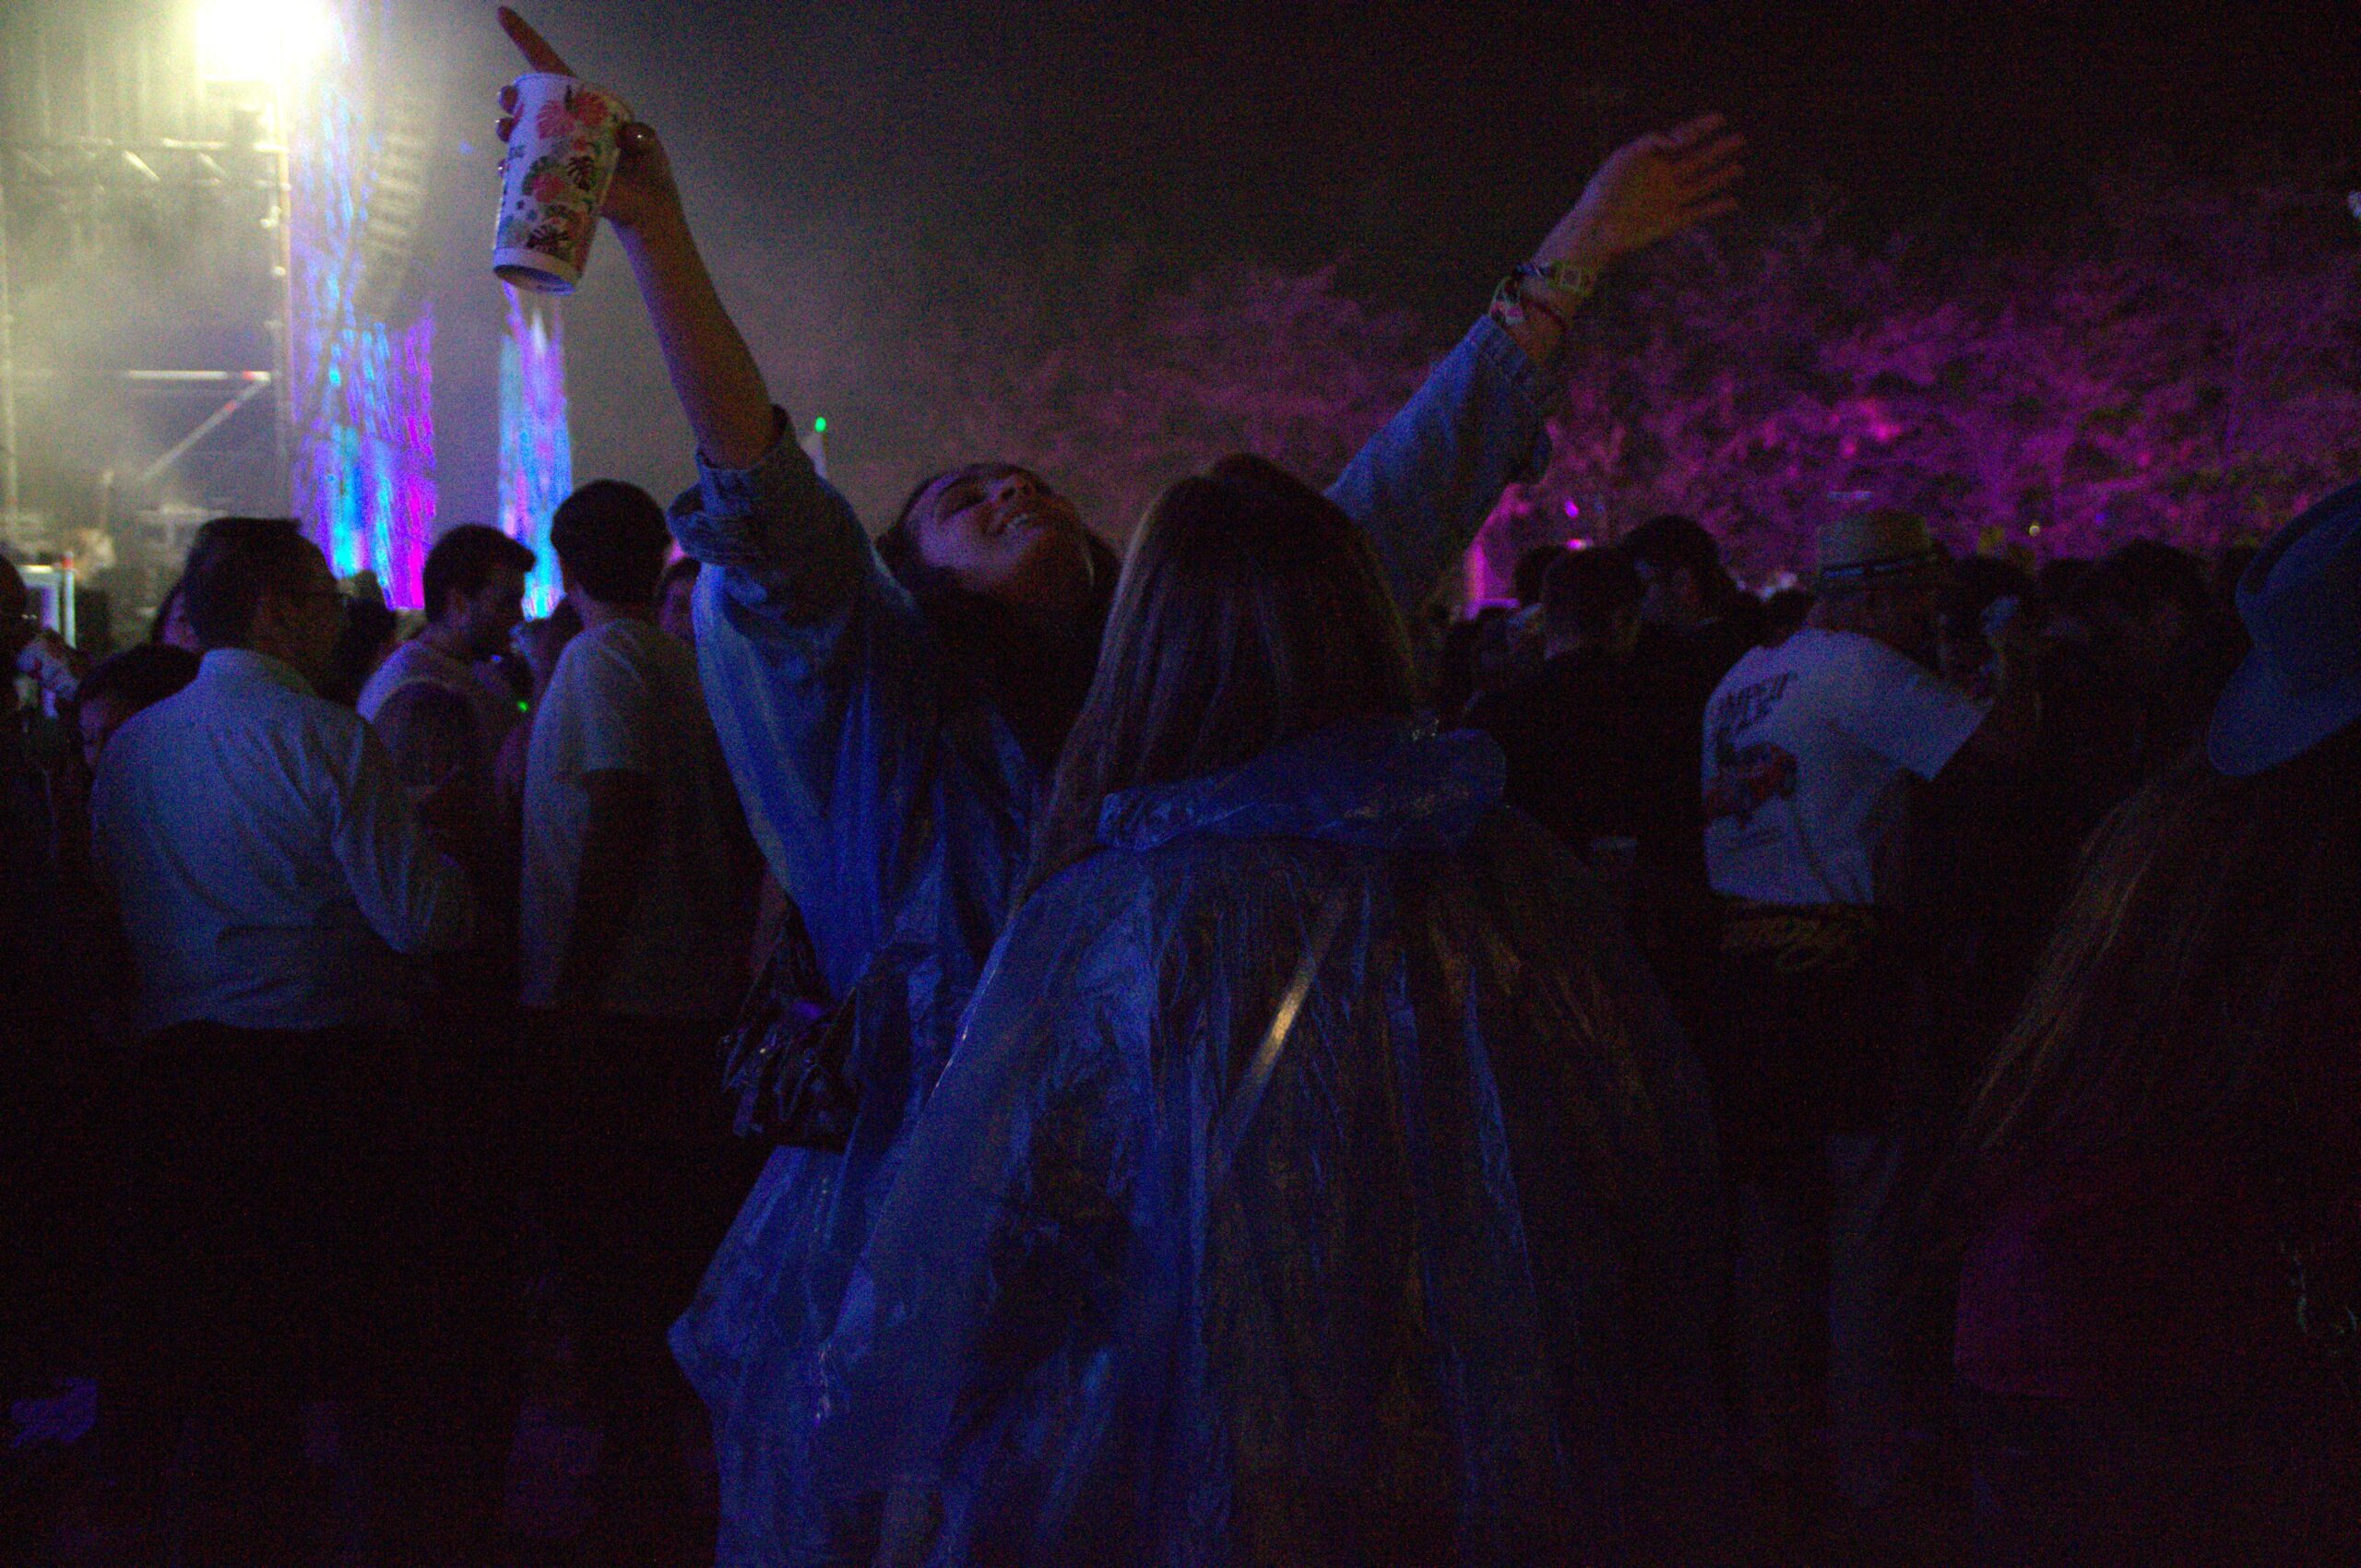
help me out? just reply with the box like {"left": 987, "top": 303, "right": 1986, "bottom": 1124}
{"left": 98, "top": 654, "right": 469, "bottom": 1032}
{"left": 520, "top": 614, "right": 745, "bottom": 1019}
{"left": 1703, "top": 625, "right": 1987, "bottom": 909}
{"left": 82, "top": 516, "right": 472, "bottom": 1562}
{"left": 824, "top": 719, "right": 1727, "bottom": 1565}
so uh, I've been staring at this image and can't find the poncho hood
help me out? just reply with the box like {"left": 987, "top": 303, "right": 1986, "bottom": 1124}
{"left": 1097, "top": 717, "right": 1506, "bottom": 855}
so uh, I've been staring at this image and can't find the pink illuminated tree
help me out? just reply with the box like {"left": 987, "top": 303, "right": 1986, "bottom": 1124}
{"left": 1483, "top": 163, "right": 2361, "bottom": 583}
{"left": 896, "top": 255, "right": 1435, "bottom": 537}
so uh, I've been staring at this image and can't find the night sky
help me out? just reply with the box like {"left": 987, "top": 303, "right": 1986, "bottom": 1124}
{"left": 30, "top": 0, "right": 2358, "bottom": 540}
{"left": 436, "top": 0, "right": 2351, "bottom": 525}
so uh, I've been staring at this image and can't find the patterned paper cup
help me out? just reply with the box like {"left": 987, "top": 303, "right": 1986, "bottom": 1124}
{"left": 492, "top": 73, "right": 633, "bottom": 294}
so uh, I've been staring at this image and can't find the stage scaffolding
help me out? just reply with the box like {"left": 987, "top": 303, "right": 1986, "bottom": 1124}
{"left": 0, "top": 0, "right": 294, "bottom": 594}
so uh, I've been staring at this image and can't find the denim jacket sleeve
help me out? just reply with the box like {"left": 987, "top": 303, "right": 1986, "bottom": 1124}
{"left": 667, "top": 416, "right": 951, "bottom": 987}
{"left": 1323, "top": 314, "right": 1561, "bottom": 614}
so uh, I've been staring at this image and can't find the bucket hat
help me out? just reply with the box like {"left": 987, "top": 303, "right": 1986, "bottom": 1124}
{"left": 2207, "top": 478, "right": 2361, "bottom": 777}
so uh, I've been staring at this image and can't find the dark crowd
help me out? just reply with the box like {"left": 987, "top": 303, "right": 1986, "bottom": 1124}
{"left": 5, "top": 15, "right": 2359, "bottom": 1568}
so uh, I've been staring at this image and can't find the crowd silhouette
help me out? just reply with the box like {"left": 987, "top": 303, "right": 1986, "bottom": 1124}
{"left": 3, "top": 10, "right": 2357, "bottom": 1568}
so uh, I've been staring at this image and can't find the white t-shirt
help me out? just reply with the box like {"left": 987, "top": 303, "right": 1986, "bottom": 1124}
{"left": 520, "top": 618, "right": 746, "bottom": 1019}
{"left": 357, "top": 637, "right": 522, "bottom": 761}
{"left": 1702, "top": 626, "right": 1987, "bottom": 908}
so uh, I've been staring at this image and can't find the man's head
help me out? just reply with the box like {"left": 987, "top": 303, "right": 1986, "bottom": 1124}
{"left": 1512, "top": 545, "right": 1562, "bottom": 610}
{"left": 421, "top": 524, "right": 536, "bottom": 658}
{"left": 1809, "top": 508, "right": 1946, "bottom": 666}
{"left": 179, "top": 517, "right": 346, "bottom": 685}
{"left": 657, "top": 555, "right": 700, "bottom": 645}
{"left": 1621, "top": 514, "right": 1733, "bottom": 631}
{"left": 76, "top": 643, "right": 200, "bottom": 770}
{"left": 879, "top": 462, "right": 1096, "bottom": 622}
{"left": 550, "top": 481, "right": 671, "bottom": 612}
{"left": 2081, "top": 540, "right": 2212, "bottom": 691}
{"left": 1541, "top": 546, "right": 1644, "bottom": 660}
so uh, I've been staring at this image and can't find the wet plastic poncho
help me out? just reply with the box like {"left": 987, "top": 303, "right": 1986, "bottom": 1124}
{"left": 667, "top": 320, "right": 1562, "bottom": 1565}
{"left": 805, "top": 720, "right": 1728, "bottom": 1567}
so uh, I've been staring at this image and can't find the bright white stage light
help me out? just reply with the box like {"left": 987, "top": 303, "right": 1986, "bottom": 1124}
{"left": 196, "top": 0, "right": 333, "bottom": 87}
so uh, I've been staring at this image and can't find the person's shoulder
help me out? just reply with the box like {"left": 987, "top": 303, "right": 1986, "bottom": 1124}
{"left": 286, "top": 683, "right": 374, "bottom": 754}
{"left": 1706, "top": 637, "right": 1782, "bottom": 699}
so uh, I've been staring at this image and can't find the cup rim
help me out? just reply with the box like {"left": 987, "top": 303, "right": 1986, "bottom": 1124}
{"left": 507, "top": 70, "right": 633, "bottom": 116}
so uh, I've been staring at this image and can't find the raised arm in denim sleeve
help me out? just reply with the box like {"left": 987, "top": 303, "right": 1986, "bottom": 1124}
{"left": 1324, "top": 314, "right": 1562, "bottom": 614}
{"left": 668, "top": 415, "right": 947, "bottom": 986}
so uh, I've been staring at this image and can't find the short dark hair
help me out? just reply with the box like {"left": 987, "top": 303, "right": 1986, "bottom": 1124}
{"left": 179, "top": 517, "right": 321, "bottom": 648}
{"left": 422, "top": 525, "right": 536, "bottom": 623}
{"left": 1621, "top": 514, "right": 1735, "bottom": 602}
{"left": 550, "top": 481, "right": 670, "bottom": 606}
{"left": 77, "top": 641, "right": 199, "bottom": 713}
{"left": 2100, "top": 539, "right": 2211, "bottom": 620}
{"left": 1540, "top": 546, "right": 1642, "bottom": 644}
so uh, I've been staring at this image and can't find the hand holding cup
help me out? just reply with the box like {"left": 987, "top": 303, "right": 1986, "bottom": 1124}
{"left": 492, "top": 6, "right": 680, "bottom": 289}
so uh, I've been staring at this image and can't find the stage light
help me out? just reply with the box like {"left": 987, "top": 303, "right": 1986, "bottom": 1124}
{"left": 196, "top": 0, "right": 332, "bottom": 86}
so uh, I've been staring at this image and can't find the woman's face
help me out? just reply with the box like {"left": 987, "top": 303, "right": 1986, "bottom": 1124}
{"left": 910, "top": 467, "right": 1092, "bottom": 614}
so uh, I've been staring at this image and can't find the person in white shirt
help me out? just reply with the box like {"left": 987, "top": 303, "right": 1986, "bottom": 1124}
{"left": 89, "top": 516, "right": 475, "bottom": 1563}
{"left": 359, "top": 523, "right": 534, "bottom": 790}
{"left": 95, "top": 519, "right": 476, "bottom": 1034}
{"left": 1697, "top": 508, "right": 2036, "bottom": 1531}
{"left": 518, "top": 479, "right": 757, "bottom": 1555}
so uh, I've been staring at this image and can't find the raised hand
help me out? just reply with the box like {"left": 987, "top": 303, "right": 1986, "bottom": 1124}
{"left": 494, "top": 6, "right": 681, "bottom": 236}
{"left": 1534, "top": 113, "right": 1745, "bottom": 275}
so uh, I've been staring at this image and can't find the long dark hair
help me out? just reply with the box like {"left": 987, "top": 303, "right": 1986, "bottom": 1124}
{"left": 1025, "top": 455, "right": 1420, "bottom": 895}
{"left": 1962, "top": 722, "right": 2361, "bottom": 1199}
{"left": 878, "top": 462, "right": 1121, "bottom": 770}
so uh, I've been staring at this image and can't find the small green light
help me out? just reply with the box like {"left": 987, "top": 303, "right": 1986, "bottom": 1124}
{"left": 517, "top": 699, "right": 529, "bottom": 713}
{"left": 813, "top": 416, "right": 827, "bottom": 434}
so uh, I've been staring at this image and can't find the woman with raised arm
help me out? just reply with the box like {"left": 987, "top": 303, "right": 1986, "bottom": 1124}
{"left": 492, "top": 11, "right": 1740, "bottom": 1559}
{"left": 809, "top": 457, "right": 1731, "bottom": 1566}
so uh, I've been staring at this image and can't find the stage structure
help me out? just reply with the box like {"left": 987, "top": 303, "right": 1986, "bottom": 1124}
{"left": 0, "top": 0, "right": 506, "bottom": 624}
{"left": 0, "top": 0, "right": 300, "bottom": 612}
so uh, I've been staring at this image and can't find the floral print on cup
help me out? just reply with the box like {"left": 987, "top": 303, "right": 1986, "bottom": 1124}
{"left": 493, "top": 76, "right": 631, "bottom": 293}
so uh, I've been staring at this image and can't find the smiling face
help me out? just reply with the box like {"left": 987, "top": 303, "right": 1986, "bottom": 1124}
{"left": 906, "top": 465, "right": 1094, "bottom": 616}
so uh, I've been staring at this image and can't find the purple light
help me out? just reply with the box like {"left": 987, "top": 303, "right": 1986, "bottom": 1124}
{"left": 500, "top": 287, "right": 572, "bottom": 616}
{"left": 287, "top": 1, "right": 436, "bottom": 607}
{"left": 1562, "top": 499, "right": 1581, "bottom": 518}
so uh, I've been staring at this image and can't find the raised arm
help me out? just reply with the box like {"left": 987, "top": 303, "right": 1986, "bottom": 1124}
{"left": 498, "top": 10, "right": 945, "bottom": 982}
{"left": 1329, "top": 115, "right": 1743, "bottom": 612}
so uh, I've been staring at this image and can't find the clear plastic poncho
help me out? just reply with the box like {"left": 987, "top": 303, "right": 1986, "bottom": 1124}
{"left": 802, "top": 721, "right": 1733, "bottom": 1567}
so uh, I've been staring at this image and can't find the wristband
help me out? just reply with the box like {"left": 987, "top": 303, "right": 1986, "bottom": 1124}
{"left": 1489, "top": 260, "right": 1600, "bottom": 332}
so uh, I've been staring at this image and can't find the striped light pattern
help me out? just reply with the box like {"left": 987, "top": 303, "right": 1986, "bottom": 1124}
{"left": 287, "top": 3, "right": 437, "bottom": 605}
{"left": 498, "top": 285, "right": 572, "bottom": 616}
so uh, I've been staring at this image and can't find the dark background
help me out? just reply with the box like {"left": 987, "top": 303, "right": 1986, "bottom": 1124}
{"left": 467, "top": 0, "right": 2354, "bottom": 522}
{"left": 6, "top": 1, "right": 2356, "bottom": 546}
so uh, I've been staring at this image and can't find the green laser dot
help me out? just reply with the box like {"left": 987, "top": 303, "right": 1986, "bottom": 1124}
{"left": 813, "top": 416, "right": 827, "bottom": 434}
